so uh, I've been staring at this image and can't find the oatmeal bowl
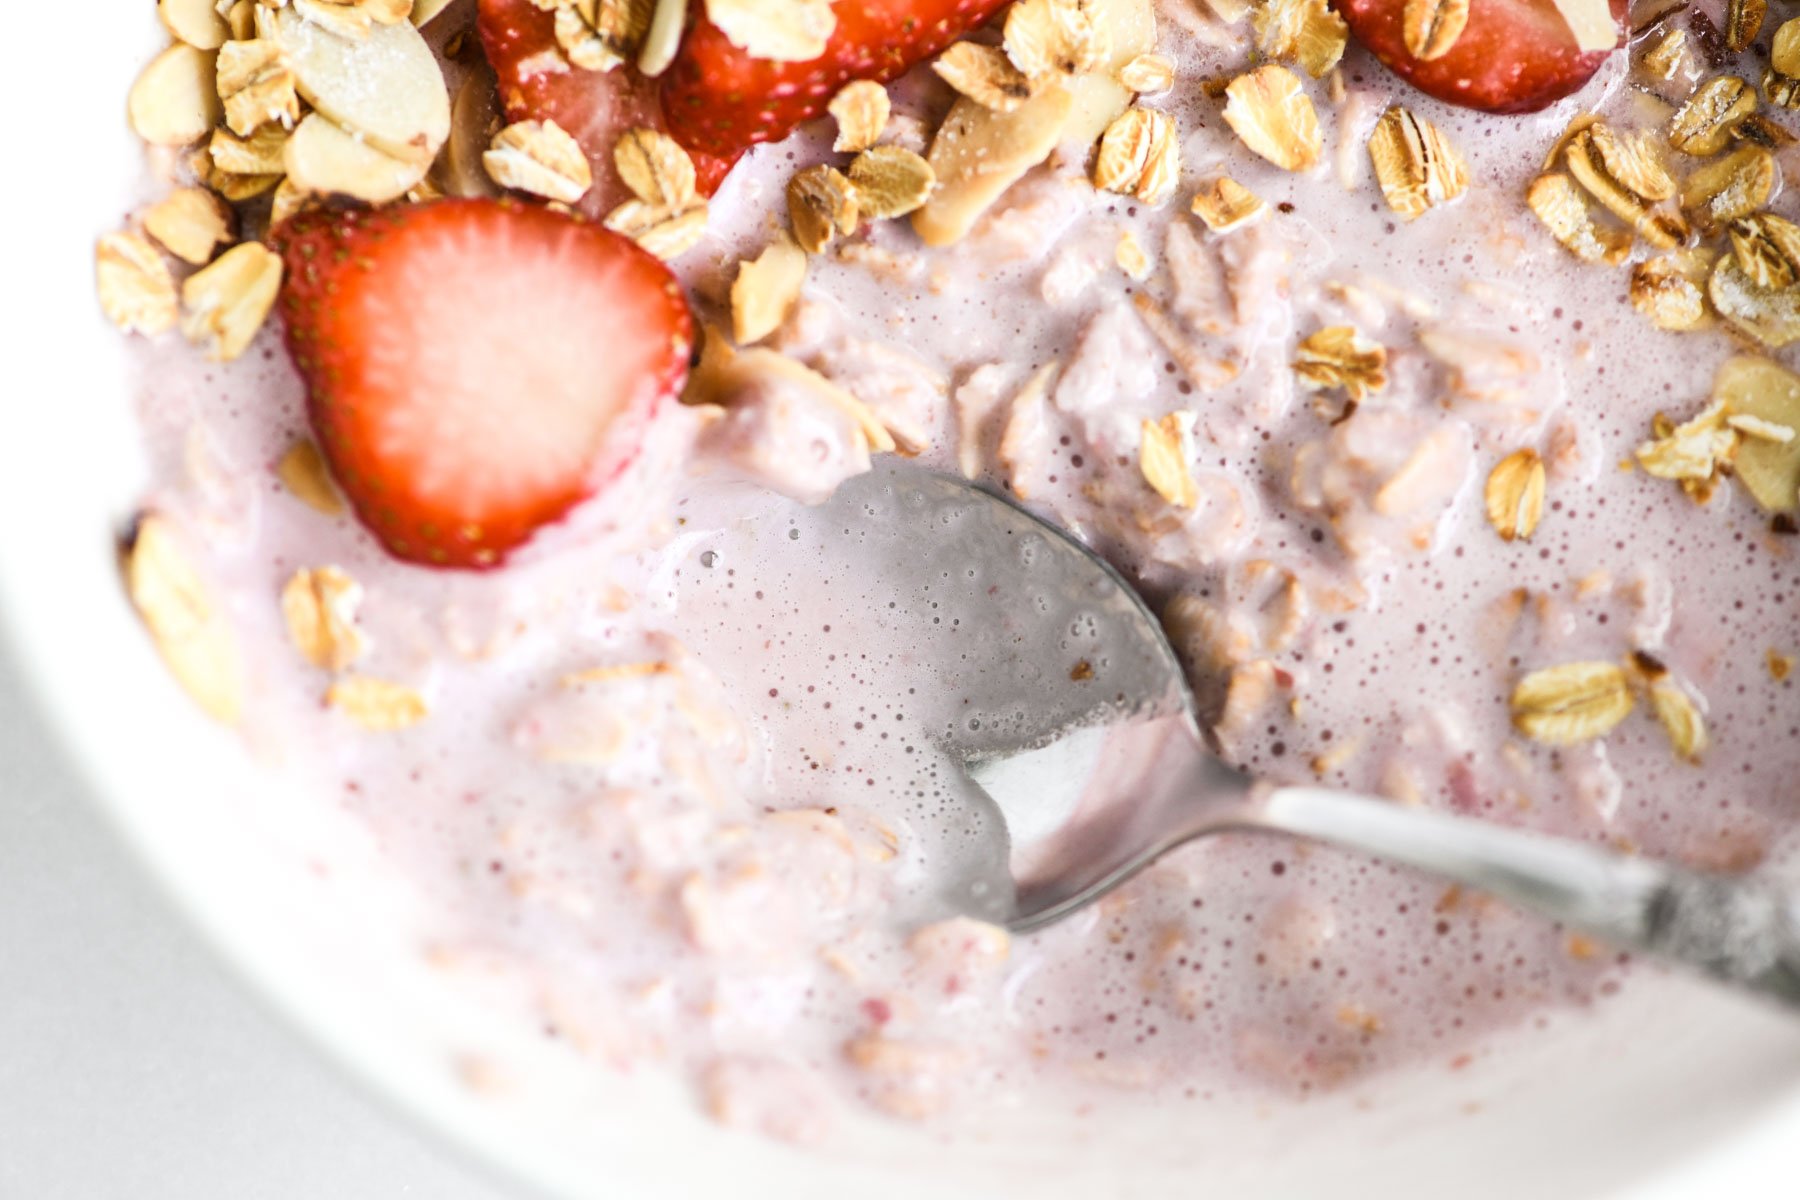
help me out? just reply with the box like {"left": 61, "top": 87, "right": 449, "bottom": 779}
{"left": 15, "top": 0, "right": 1800, "bottom": 1193}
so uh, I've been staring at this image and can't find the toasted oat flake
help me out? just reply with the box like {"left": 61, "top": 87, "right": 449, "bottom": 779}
{"left": 281, "top": 565, "right": 367, "bottom": 671}
{"left": 1668, "top": 76, "right": 1756, "bottom": 157}
{"left": 934, "top": 42, "right": 1040, "bottom": 113}
{"left": 555, "top": 0, "right": 653, "bottom": 72}
{"left": 210, "top": 122, "right": 290, "bottom": 176}
{"left": 613, "top": 127, "right": 697, "bottom": 209}
{"left": 143, "top": 188, "right": 234, "bottom": 265}
{"left": 125, "top": 514, "right": 243, "bottom": 724}
{"left": 1726, "top": 0, "right": 1766, "bottom": 51}
{"left": 1190, "top": 176, "right": 1268, "bottom": 233}
{"left": 1772, "top": 20, "right": 1800, "bottom": 105}
{"left": 1484, "top": 448, "right": 1547, "bottom": 542}
{"left": 1293, "top": 326, "right": 1387, "bottom": 400}
{"left": 1223, "top": 65, "right": 1322, "bottom": 173}
{"left": 1643, "top": 28, "right": 1688, "bottom": 81}
{"left": 1115, "top": 230, "right": 1150, "bottom": 279}
{"left": 485, "top": 119, "right": 593, "bottom": 203}
{"left": 1140, "top": 414, "right": 1198, "bottom": 509}
{"left": 604, "top": 199, "right": 709, "bottom": 260}
{"left": 1727, "top": 212, "right": 1800, "bottom": 289}
{"left": 1094, "top": 107, "right": 1180, "bottom": 205}
{"left": 217, "top": 38, "right": 300, "bottom": 136}
{"left": 1253, "top": 0, "right": 1348, "bottom": 79}
{"left": 1586, "top": 122, "right": 1675, "bottom": 202}
{"left": 1005, "top": 0, "right": 1110, "bottom": 79}
{"left": 787, "top": 163, "right": 860, "bottom": 253}
{"left": 1525, "top": 172, "right": 1630, "bottom": 264}
{"left": 1368, "top": 106, "right": 1468, "bottom": 220}
{"left": 129, "top": 43, "right": 223, "bottom": 147}
{"left": 1635, "top": 399, "right": 1737, "bottom": 481}
{"left": 181, "top": 242, "right": 283, "bottom": 362}
{"left": 277, "top": 440, "right": 345, "bottom": 514}
{"left": 96, "top": 232, "right": 180, "bottom": 337}
{"left": 847, "top": 146, "right": 936, "bottom": 220}
{"left": 1710, "top": 252, "right": 1800, "bottom": 349}
{"left": 1680, "top": 145, "right": 1775, "bottom": 233}
{"left": 1119, "top": 52, "right": 1175, "bottom": 95}
{"left": 731, "top": 237, "right": 808, "bottom": 345}
{"left": 293, "top": 0, "right": 414, "bottom": 39}
{"left": 1647, "top": 681, "right": 1708, "bottom": 761}
{"left": 1629, "top": 256, "right": 1710, "bottom": 331}
{"left": 1511, "top": 661, "right": 1635, "bottom": 746}
{"left": 706, "top": 0, "right": 834, "bottom": 62}
{"left": 1563, "top": 127, "right": 1686, "bottom": 249}
{"left": 327, "top": 676, "right": 428, "bottom": 730}
{"left": 828, "top": 80, "right": 890, "bottom": 153}
{"left": 1401, "top": 0, "right": 1468, "bottom": 60}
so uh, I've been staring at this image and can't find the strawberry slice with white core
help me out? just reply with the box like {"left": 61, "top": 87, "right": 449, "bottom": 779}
{"left": 273, "top": 199, "right": 693, "bottom": 569}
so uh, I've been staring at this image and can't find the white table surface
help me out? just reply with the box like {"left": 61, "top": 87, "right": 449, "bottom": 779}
{"left": 0, "top": 651, "right": 515, "bottom": 1200}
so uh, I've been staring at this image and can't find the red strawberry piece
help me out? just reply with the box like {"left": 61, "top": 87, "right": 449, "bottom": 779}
{"left": 1334, "top": 0, "right": 1627, "bottom": 114}
{"left": 660, "top": 0, "right": 1013, "bottom": 161}
{"left": 477, "top": 0, "right": 737, "bottom": 217}
{"left": 271, "top": 199, "right": 693, "bottom": 569}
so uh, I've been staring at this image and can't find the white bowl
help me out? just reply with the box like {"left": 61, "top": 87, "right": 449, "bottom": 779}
{"left": 7, "top": 7, "right": 1800, "bottom": 1197}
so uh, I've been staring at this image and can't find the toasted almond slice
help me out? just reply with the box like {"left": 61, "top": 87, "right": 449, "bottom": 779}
{"left": 281, "top": 565, "right": 367, "bottom": 671}
{"left": 125, "top": 514, "right": 243, "bottom": 724}
{"left": 1140, "top": 413, "right": 1198, "bottom": 508}
{"left": 266, "top": 5, "right": 450, "bottom": 165}
{"left": 1647, "top": 681, "right": 1708, "bottom": 762}
{"left": 1190, "top": 176, "right": 1268, "bottom": 233}
{"left": 217, "top": 38, "right": 301, "bottom": 136}
{"left": 638, "top": 0, "right": 687, "bottom": 74}
{"left": 829, "top": 80, "right": 890, "bottom": 153}
{"left": 731, "top": 237, "right": 808, "bottom": 345}
{"left": 277, "top": 440, "right": 346, "bottom": 514}
{"left": 1402, "top": 0, "right": 1468, "bottom": 60}
{"left": 1223, "top": 65, "right": 1321, "bottom": 172}
{"left": 788, "top": 164, "right": 860, "bottom": 253}
{"left": 706, "top": 0, "right": 835, "bottom": 61}
{"left": 180, "top": 241, "right": 283, "bottom": 361}
{"left": 914, "top": 86, "right": 1073, "bottom": 247}
{"left": 285, "top": 111, "right": 430, "bottom": 201}
{"left": 211, "top": 121, "right": 290, "bottom": 175}
{"left": 162, "top": 0, "right": 232, "bottom": 49}
{"left": 327, "top": 676, "right": 428, "bottom": 730}
{"left": 1550, "top": 0, "right": 1617, "bottom": 51}
{"left": 96, "top": 232, "right": 180, "bottom": 337}
{"left": 485, "top": 119, "right": 593, "bottom": 203}
{"left": 1511, "top": 661, "right": 1635, "bottom": 746}
{"left": 1714, "top": 354, "right": 1800, "bottom": 512}
{"left": 1484, "top": 448, "right": 1546, "bottom": 542}
{"left": 847, "top": 145, "right": 936, "bottom": 220}
{"left": 129, "top": 43, "right": 223, "bottom": 147}
{"left": 143, "top": 188, "right": 235, "bottom": 265}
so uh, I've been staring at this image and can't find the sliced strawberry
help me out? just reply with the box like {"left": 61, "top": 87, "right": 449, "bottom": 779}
{"left": 1335, "top": 0, "right": 1627, "bottom": 113}
{"left": 272, "top": 199, "right": 692, "bottom": 569}
{"left": 477, "top": 0, "right": 737, "bottom": 217}
{"left": 660, "top": 0, "right": 1013, "bottom": 161}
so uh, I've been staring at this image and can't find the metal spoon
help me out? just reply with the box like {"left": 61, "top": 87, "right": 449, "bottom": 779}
{"left": 791, "top": 462, "right": 1800, "bottom": 1009}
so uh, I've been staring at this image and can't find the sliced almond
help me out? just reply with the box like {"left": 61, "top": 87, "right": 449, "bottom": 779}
{"left": 266, "top": 5, "right": 450, "bottom": 165}
{"left": 412, "top": 0, "right": 457, "bottom": 24}
{"left": 613, "top": 127, "right": 698, "bottom": 209}
{"left": 1629, "top": 255, "right": 1710, "bottom": 331}
{"left": 285, "top": 111, "right": 429, "bottom": 202}
{"left": 913, "top": 86, "right": 1074, "bottom": 248}
{"left": 1401, "top": 0, "right": 1468, "bottom": 60}
{"left": 125, "top": 515, "right": 243, "bottom": 724}
{"left": 934, "top": 41, "right": 1040, "bottom": 113}
{"left": 327, "top": 676, "right": 428, "bottom": 731}
{"left": 281, "top": 565, "right": 367, "bottom": 671}
{"left": 484, "top": 119, "right": 593, "bottom": 203}
{"left": 217, "top": 38, "right": 300, "bottom": 136}
{"left": 129, "top": 43, "right": 223, "bottom": 147}
{"left": 1222, "top": 65, "right": 1321, "bottom": 173}
{"left": 1635, "top": 398, "right": 1736, "bottom": 482}
{"left": 96, "top": 232, "right": 179, "bottom": 337}
{"left": 1252, "top": 0, "right": 1348, "bottom": 79}
{"left": 828, "top": 80, "right": 890, "bottom": 153}
{"left": 277, "top": 439, "right": 345, "bottom": 515}
{"left": 210, "top": 122, "right": 290, "bottom": 175}
{"left": 731, "top": 237, "right": 808, "bottom": 345}
{"left": 847, "top": 145, "right": 936, "bottom": 220}
{"left": 143, "top": 188, "right": 235, "bottom": 265}
{"left": 1140, "top": 413, "right": 1198, "bottom": 508}
{"left": 161, "top": 0, "right": 232, "bottom": 49}
{"left": 1511, "top": 661, "right": 1635, "bottom": 746}
{"left": 788, "top": 163, "right": 860, "bottom": 253}
{"left": 1668, "top": 76, "right": 1756, "bottom": 157}
{"left": 1094, "top": 107, "right": 1180, "bottom": 205}
{"left": 637, "top": 0, "right": 686, "bottom": 74}
{"left": 1714, "top": 354, "right": 1800, "bottom": 512}
{"left": 1710, "top": 251, "right": 1800, "bottom": 348}
{"left": 180, "top": 241, "right": 283, "bottom": 362}
{"left": 1549, "top": 0, "right": 1618, "bottom": 52}
{"left": 1647, "top": 681, "right": 1708, "bottom": 762}
{"left": 705, "top": 0, "right": 835, "bottom": 62}
{"left": 1293, "top": 325, "right": 1386, "bottom": 400}
{"left": 1190, "top": 176, "right": 1268, "bottom": 233}
{"left": 1367, "top": 105, "right": 1468, "bottom": 220}
{"left": 1484, "top": 448, "right": 1546, "bottom": 542}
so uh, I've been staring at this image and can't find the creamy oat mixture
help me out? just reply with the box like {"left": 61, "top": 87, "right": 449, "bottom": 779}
{"left": 101, "top": 0, "right": 1800, "bottom": 1137}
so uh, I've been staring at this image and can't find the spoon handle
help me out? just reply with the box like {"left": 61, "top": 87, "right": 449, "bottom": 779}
{"left": 1258, "top": 788, "right": 1800, "bottom": 1009}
